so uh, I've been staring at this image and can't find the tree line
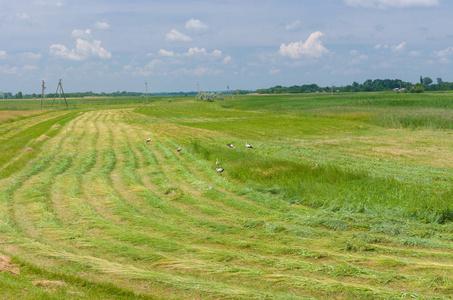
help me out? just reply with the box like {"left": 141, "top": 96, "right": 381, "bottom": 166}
{"left": 2, "top": 77, "right": 453, "bottom": 99}
{"left": 256, "top": 77, "right": 453, "bottom": 94}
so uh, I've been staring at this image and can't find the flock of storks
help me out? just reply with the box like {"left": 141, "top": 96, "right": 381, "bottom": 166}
{"left": 146, "top": 138, "right": 255, "bottom": 176}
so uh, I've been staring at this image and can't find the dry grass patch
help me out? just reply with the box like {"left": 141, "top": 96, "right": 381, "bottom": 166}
{"left": 0, "top": 254, "right": 19, "bottom": 275}
{"left": 52, "top": 124, "right": 61, "bottom": 129}
{"left": 37, "top": 134, "right": 50, "bottom": 141}
{"left": 0, "top": 110, "right": 46, "bottom": 123}
{"left": 33, "top": 280, "right": 65, "bottom": 287}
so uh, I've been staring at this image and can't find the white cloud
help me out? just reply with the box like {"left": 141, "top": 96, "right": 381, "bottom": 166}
{"left": 0, "top": 66, "right": 19, "bottom": 74}
{"left": 433, "top": 47, "right": 453, "bottom": 57}
{"left": 391, "top": 41, "right": 406, "bottom": 52}
{"left": 123, "top": 59, "right": 163, "bottom": 76}
{"left": 165, "top": 29, "right": 193, "bottom": 42}
{"left": 374, "top": 43, "right": 390, "bottom": 49}
{"left": 433, "top": 47, "right": 453, "bottom": 63}
{"left": 95, "top": 21, "right": 110, "bottom": 30}
{"left": 409, "top": 50, "right": 422, "bottom": 56}
{"left": 269, "top": 68, "right": 280, "bottom": 75}
{"left": 279, "top": 31, "right": 328, "bottom": 59}
{"left": 23, "top": 65, "right": 38, "bottom": 71}
{"left": 50, "top": 30, "right": 112, "bottom": 61}
{"left": 223, "top": 56, "right": 232, "bottom": 64}
{"left": 71, "top": 29, "right": 91, "bottom": 39}
{"left": 344, "top": 0, "right": 438, "bottom": 9}
{"left": 19, "top": 52, "right": 42, "bottom": 59}
{"left": 285, "top": 20, "right": 301, "bottom": 31}
{"left": 0, "top": 51, "right": 6, "bottom": 59}
{"left": 185, "top": 47, "right": 222, "bottom": 57}
{"left": 185, "top": 19, "right": 209, "bottom": 30}
{"left": 158, "top": 49, "right": 175, "bottom": 57}
{"left": 15, "top": 12, "right": 34, "bottom": 24}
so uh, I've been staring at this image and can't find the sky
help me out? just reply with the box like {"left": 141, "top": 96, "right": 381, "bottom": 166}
{"left": 1, "top": 0, "right": 452, "bottom": 94}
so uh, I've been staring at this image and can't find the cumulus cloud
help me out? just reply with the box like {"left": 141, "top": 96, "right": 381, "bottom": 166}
{"left": 15, "top": 12, "right": 34, "bottom": 24}
{"left": 165, "top": 29, "right": 193, "bottom": 42}
{"left": 344, "top": 0, "right": 438, "bottom": 9}
{"left": 391, "top": 41, "right": 406, "bottom": 52}
{"left": 95, "top": 21, "right": 110, "bottom": 30}
{"left": 185, "top": 18, "right": 209, "bottom": 30}
{"left": 158, "top": 49, "right": 175, "bottom": 57}
{"left": 158, "top": 47, "right": 223, "bottom": 58}
{"left": 71, "top": 29, "right": 91, "bottom": 39}
{"left": 223, "top": 56, "right": 232, "bottom": 64}
{"left": 186, "top": 47, "right": 222, "bottom": 57}
{"left": 0, "top": 66, "right": 19, "bottom": 74}
{"left": 279, "top": 31, "right": 328, "bottom": 59}
{"left": 433, "top": 47, "right": 453, "bottom": 63}
{"left": 50, "top": 29, "right": 112, "bottom": 61}
{"left": 375, "top": 42, "right": 406, "bottom": 52}
{"left": 124, "top": 59, "right": 163, "bottom": 76}
{"left": 285, "top": 20, "right": 301, "bottom": 31}
{"left": 434, "top": 47, "right": 453, "bottom": 57}
{"left": 19, "top": 52, "right": 42, "bottom": 59}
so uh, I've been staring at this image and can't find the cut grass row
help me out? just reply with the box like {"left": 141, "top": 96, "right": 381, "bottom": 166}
{"left": 0, "top": 95, "right": 452, "bottom": 298}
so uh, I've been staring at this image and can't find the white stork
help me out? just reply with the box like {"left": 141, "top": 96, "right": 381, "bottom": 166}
{"left": 245, "top": 142, "right": 254, "bottom": 149}
{"left": 146, "top": 138, "right": 152, "bottom": 143}
{"left": 216, "top": 158, "right": 220, "bottom": 166}
{"left": 227, "top": 143, "right": 235, "bottom": 148}
{"left": 177, "top": 145, "right": 182, "bottom": 153}
{"left": 216, "top": 167, "right": 224, "bottom": 175}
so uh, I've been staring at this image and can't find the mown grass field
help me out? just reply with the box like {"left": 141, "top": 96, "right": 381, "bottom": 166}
{"left": 0, "top": 92, "right": 452, "bottom": 299}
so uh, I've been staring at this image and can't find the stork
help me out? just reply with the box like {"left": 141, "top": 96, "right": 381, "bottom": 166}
{"left": 216, "top": 167, "right": 224, "bottom": 175}
{"left": 146, "top": 138, "right": 152, "bottom": 143}
{"left": 177, "top": 145, "right": 182, "bottom": 153}
{"left": 245, "top": 142, "right": 254, "bottom": 149}
{"left": 227, "top": 143, "right": 235, "bottom": 148}
{"left": 216, "top": 158, "right": 220, "bottom": 166}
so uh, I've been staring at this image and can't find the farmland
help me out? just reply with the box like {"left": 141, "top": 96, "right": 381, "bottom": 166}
{"left": 0, "top": 92, "right": 452, "bottom": 299}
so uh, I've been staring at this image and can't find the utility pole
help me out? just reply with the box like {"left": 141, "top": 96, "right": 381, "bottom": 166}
{"left": 145, "top": 81, "right": 149, "bottom": 104}
{"left": 227, "top": 85, "right": 234, "bottom": 100}
{"left": 41, "top": 80, "right": 46, "bottom": 107}
{"left": 51, "top": 79, "right": 68, "bottom": 108}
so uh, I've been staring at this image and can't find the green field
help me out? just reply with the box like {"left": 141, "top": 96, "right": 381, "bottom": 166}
{"left": 0, "top": 93, "right": 452, "bottom": 299}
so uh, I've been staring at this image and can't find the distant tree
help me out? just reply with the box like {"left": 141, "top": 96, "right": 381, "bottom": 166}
{"left": 15, "top": 91, "right": 23, "bottom": 99}
{"left": 420, "top": 76, "right": 423, "bottom": 84}
{"left": 196, "top": 91, "right": 224, "bottom": 102}
{"left": 411, "top": 83, "right": 424, "bottom": 93}
{"left": 422, "top": 77, "right": 433, "bottom": 85}
{"left": 437, "top": 77, "right": 443, "bottom": 85}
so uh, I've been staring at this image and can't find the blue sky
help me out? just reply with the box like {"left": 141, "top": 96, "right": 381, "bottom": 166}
{"left": 1, "top": 0, "right": 452, "bottom": 94}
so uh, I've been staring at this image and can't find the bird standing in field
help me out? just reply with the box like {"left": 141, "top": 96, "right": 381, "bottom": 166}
{"left": 177, "top": 145, "right": 182, "bottom": 153}
{"left": 245, "top": 142, "right": 254, "bottom": 149}
{"left": 216, "top": 167, "right": 224, "bottom": 175}
{"left": 216, "top": 158, "right": 220, "bottom": 166}
{"left": 146, "top": 138, "right": 152, "bottom": 143}
{"left": 227, "top": 143, "right": 235, "bottom": 148}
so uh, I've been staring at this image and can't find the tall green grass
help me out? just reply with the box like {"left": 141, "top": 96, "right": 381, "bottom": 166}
{"left": 189, "top": 139, "right": 453, "bottom": 223}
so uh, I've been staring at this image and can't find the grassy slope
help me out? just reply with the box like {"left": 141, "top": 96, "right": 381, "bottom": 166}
{"left": 0, "top": 93, "right": 452, "bottom": 299}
